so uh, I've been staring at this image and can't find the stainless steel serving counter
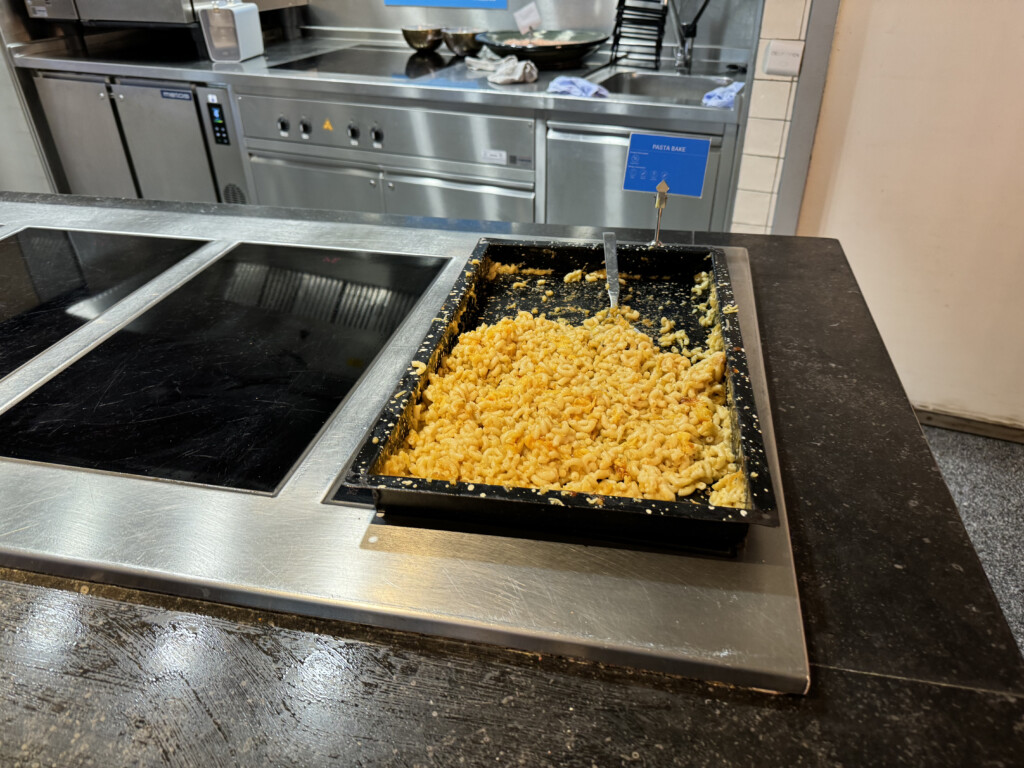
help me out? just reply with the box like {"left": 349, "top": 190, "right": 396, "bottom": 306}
{"left": 0, "top": 194, "right": 807, "bottom": 694}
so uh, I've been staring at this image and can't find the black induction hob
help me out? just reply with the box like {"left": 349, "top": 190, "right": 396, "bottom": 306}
{"left": 0, "top": 228, "right": 204, "bottom": 380}
{"left": 0, "top": 242, "right": 444, "bottom": 493}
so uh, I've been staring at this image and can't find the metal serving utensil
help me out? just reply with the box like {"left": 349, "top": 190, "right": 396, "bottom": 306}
{"left": 603, "top": 231, "right": 619, "bottom": 309}
{"left": 650, "top": 179, "right": 670, "bottom": 247}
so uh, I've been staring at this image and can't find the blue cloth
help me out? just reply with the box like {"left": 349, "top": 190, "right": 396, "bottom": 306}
{"left": 547, "top": 76, "right": 609, "bottom": 98}
{"left": 702, "top": 81, "right": 745, "bottom": 108}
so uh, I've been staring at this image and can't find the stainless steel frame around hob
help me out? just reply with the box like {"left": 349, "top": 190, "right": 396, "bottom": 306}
{"left": 0, "top": 196, "right": 809, "bottom": 694}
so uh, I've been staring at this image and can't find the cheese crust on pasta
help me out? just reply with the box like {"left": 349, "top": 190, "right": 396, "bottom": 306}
{"left": 383, "top": 305, "right": 745, "bottom": 507}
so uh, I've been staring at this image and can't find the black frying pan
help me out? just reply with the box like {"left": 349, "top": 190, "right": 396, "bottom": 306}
{"left": 476, "top": 29, "right": 609, "bottom": 69}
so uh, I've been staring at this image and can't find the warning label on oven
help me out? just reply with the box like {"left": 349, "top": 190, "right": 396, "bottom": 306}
{"left": 481, "top": 149, "right": 508, "bottom": 166}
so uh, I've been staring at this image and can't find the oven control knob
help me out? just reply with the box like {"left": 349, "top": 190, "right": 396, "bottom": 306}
{"left": 370, "top": 126, "right": 383, "bottom": 143}
{"left": 277, "top": 117, "right": 290, "bottom": 133}
{"left": 298, "top": 119, "right": 312, "bottom": 135}
{"left": 347, "top": 123, "right": 360, "bottom": 140}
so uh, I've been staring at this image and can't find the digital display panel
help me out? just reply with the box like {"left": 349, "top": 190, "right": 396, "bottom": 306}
{"left": 207, "top": 102, "right": 230, "bottom": 145}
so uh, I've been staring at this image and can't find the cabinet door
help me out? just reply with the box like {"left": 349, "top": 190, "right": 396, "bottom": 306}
{"left": 249, "top": 154, "right": 385, "bottom": 214}
{"left": 33, "top": 74, "right": 137, "bottom": 199}
{"left": 546, "top": 125, "right": 720, "bottom": 231}
{"left": 110, "top": 82, "right": 218, "bottom": 204}
{"left": 383, "top": 173, "right": 534, "bottom": 223}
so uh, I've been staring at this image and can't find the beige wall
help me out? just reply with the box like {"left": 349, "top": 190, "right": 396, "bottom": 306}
{"left": 798, "top": 0, "right": 1024, "bottom": 427}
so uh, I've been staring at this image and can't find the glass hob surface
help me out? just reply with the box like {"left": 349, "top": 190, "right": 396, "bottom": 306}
{"left": 0, "top": 228, "right": 204, "bottom": 379}
{"left": 274, "top": 45, "right": 461, "bottom": 80}
{"left": 0, "top": 243, "right": 444, "bottom": 492}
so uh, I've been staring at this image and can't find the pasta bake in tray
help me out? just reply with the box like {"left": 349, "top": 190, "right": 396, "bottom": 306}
{"left": 337, "top": 239, "right": 777, "bottom": 555}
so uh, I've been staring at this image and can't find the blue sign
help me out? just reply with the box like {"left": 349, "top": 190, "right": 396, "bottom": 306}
{"left": 384, "top": 0, "right": 506, "bottom": 7}
{"left": 623, "top": 133, "right": 711, "bottom": 198}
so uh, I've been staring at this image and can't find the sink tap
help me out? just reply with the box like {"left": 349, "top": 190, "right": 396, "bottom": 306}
{"left": 673, "top": 0, "right": 712, "bottom": 73}
{"left": 676, "top": 34, "right": 695, "bottom": 73}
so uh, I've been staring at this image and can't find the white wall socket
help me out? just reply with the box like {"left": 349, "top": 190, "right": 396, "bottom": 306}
{"left": 763, "top": 39, "right": 805, "bottom": 77}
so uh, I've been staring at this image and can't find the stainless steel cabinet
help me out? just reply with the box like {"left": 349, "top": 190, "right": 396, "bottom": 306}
{"left": 110, "top": 81, "right": 218, "bottom": 203}
{"left": 33, "top": 74, "right": 138, "bottom": 198}
{"left": 545, "top": 123, "right": 721, "bottom": 231}
{"left": 33, "top": 73, "right": 242, "bottom": 204}
{"left": 249, "top": 154, "right": 384, "bottom": 213}
{"left": 383, "top": 173, "right": 534, "bottom": 222}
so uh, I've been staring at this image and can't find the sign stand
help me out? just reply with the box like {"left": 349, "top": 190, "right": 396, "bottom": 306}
{"left": 623, "top": 132, "right": 711, "bottom": 247}
{"left": 651, "top": 180, "right": 669, "bottom": 247}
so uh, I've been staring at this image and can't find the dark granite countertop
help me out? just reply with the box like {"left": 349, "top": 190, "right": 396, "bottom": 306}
{"left": 1, "top": 194, "right": 1022, "bottom": 766}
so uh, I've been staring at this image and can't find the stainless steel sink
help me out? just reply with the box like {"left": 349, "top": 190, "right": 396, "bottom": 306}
{"left": 597, "top": 72, "right": 735, "bottom": 105}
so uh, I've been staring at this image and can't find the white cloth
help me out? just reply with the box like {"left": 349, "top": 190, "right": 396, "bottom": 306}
{"left": 464, "top": 47, "right": 504, "bottom": 71}
{"left": 486, "top": 55, "right": 539, "bottom": 85}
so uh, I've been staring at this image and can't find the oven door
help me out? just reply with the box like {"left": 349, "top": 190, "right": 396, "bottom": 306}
{"left": 382, "top": 171, "right": 535, "bottom": 222}
{"left": 249, "top": 152, "right": 386, "bottom": 214}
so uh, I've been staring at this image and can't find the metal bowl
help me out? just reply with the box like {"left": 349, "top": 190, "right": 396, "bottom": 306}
{"left": 442, "top": 27, "right": 485, "bottom": 57}
{"left": 401, "top": 25, "right": 443, "bottom": 52}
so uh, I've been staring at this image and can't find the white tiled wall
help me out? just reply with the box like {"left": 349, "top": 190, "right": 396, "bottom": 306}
{"left": 731, "top": 0, "right": 813, "bottom": 233}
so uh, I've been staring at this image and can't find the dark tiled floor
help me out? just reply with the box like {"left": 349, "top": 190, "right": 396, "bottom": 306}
{"left": 924, "top": 425, "right": 1023, "bottom": 654}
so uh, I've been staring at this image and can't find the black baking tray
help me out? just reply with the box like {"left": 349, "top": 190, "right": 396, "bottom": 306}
{"left": 336, "top": 239, "right": 777, "bottom": 555}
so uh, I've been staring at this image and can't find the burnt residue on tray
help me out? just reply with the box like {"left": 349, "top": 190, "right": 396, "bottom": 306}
{"left": 335, "top": 238, "right": 777, "bottom": 555}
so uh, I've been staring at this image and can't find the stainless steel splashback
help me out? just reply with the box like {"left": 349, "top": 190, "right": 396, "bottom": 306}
{"left": 305, "top": 0, "right": 762, "bottom": 51}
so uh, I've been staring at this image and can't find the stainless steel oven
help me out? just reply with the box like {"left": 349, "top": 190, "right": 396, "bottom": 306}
{"left": 75, "top": 0, "right": 198, "bottom": 24}
{"left": 53, "top": 0, "right": 306, "bottom": 25}
{"left": 238, "top": 92, "right": 537, "bottom": 221}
